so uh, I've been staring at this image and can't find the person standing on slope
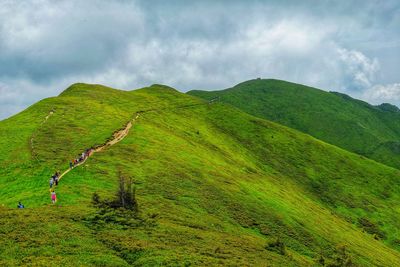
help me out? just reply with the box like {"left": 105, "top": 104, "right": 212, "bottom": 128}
{"left": 55, "top": 171, "right": 60, "bottom": 186}
{"left": 51, "top": 191, "right": 57, "bottom": 204}
{"left": 49, "top": 177, "right": 54, "bottom": 188}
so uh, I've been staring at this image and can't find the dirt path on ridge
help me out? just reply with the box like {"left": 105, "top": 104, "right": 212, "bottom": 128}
{"left": 57, "top": 113, "right": 141, "bottom": 181}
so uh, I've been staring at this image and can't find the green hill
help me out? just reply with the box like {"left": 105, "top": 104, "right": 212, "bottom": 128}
{"left": 188, "top": 79, "right": 400, "bottom": 169}
{"left": 1, "top": 83, "right": 400, "bottom": 266}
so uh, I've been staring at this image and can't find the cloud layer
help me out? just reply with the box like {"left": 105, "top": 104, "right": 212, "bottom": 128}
{"left": 0, "top": 0, "right": 399, "bottom": 119}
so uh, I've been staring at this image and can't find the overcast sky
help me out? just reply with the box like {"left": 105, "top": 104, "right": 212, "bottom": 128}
{"left": 1, "top": 0, "right": 399, "bottom": 119}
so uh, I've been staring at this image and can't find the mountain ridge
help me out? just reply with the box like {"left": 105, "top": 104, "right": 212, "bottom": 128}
{"left": 188, "top": 78, "right": 400, "bottom": 169}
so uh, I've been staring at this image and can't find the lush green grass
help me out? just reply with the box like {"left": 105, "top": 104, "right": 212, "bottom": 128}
{"left": 1, "top": 83, "right": 400, "bottom": 265}
{"left": 188, "top": 79, "right": 400, "bottom": 169}
{"left": 0, "top": 206, "right": 129, "bottom": 266}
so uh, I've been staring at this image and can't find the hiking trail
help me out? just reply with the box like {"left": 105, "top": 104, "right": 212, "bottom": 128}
{"left": 57, "top": 113, "right": 141, "bottom": 181}
{"left": 50, "top": 98, "right": 219, "bottom": 196}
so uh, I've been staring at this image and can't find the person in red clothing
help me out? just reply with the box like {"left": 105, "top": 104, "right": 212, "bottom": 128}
{"left": 51, "top": 190, "right": 57, "bottom": 204}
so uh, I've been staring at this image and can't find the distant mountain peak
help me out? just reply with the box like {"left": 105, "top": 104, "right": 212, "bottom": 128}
{"left": 377, "top": 103, "right": 400, "bottom": 113}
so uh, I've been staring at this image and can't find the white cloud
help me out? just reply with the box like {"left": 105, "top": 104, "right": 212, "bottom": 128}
{"left": 337, "top": 48, "right": 380, "bottom": 90}
{"left": 0, "top": 0, "right": 399, "bottom": 119}
{"left": 362, "top": 83, "right": 400, "bottom": 105}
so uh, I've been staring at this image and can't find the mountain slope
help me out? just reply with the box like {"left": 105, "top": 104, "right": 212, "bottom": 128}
{"left": 188, "top": 79, "right": 400, "bottom": 169}
{"left": 0, "top": 83, "right": 400, "bottom": 266}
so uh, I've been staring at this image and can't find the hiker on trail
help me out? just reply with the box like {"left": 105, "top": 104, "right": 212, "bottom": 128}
{"left": 55, "top": 176, "right": 59, "bottom": 186}
{"left": 82, "top": 152, "right": 85, "bottom": 160}
{"left": 86, "top": 148, "right": 92, "bottom": 158}
{"left": 17, "top": 202, "right": 24, "bottom": 209}
{"left": 49, "top": 178, "right": 54, "bottom": 188}
{"left": 51, "top": 191, "right": 57, "bottom": 204}
{"left": 69, "top": 161, "right": 73, "bottom": 169}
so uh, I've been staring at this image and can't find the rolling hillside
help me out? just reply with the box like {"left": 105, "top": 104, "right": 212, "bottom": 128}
{"left": 188, "top": 79, "right": 400, "bottom": 169}
{"left": 1, "top": 83, "right": 400, "bottom": 266}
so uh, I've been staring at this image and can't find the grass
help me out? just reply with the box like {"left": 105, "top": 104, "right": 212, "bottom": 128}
{"left": 0, "top": 82, "right": 400, "bottom": 265}
{"left": 188, "top": 78, "right": 400, "bottom": 169}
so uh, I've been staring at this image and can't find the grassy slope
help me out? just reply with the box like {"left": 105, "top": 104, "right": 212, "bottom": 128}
{"left": 0, "top": 83, "right": 400, "bottom": 266}
{"left": 188, "top": 79, "right": 400, "bottom": 169}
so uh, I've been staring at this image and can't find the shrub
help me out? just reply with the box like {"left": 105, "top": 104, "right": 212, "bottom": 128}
{"left": 265, "top": 237, "right": 286, "bottom": 255}
{"left": 358, "top": 217, "right": 386, "bottom": 240}
{"left": 324, "top": 245, "right": 354, "bottom": 267}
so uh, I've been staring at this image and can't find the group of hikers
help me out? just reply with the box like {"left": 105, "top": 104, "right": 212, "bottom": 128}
{"left": 69, "top": 148, "right": 93, "bottom": 169}
{"left": 51, "top": 148, "right": 94, "bottom": 204}
{"left": 49, "top": 171, "right": 60, "bottom": 204}
{"left": 17, "top": 147, "right": 95, "bottom": 208}
{"left": 47, "top": 148, "right": 94, "bottom": 205}
{"left": 49, "top": 171, "right": 61, "bottom": 188}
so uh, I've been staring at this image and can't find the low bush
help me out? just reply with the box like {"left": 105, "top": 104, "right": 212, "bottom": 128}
{"left": 358, "top": 217, "right": 386, "bottom": 240}
{"left": 265, "top": 237, "right": 286, "bottom": 255}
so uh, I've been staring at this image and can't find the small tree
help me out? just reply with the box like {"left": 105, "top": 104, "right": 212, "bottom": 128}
{"left": 115, "top": 172, "right": 138, "bottom": 212}
{"left": 117, "top": 174, "right": 126, "bottom": 208}
{"left": 128, "top": 180, "right": 138, "bottom": 212}
{"left": 91, "top": 172, "right": 138, "bottom": 213}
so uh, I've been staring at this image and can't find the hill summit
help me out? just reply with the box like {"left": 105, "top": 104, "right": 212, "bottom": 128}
{"left": 189, "top": 78, "right": 400, "bottom": 169}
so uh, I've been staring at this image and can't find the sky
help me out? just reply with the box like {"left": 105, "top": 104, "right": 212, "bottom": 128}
{"left": 0, "top": 0, "right": 399, "bottom": 119}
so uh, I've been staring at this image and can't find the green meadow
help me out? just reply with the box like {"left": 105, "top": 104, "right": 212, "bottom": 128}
{"left": 0, "top": 83, "right": 400, "bottom": 266}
